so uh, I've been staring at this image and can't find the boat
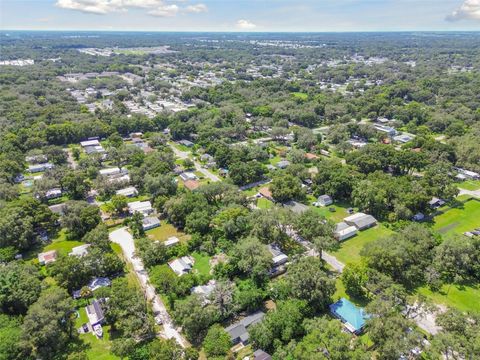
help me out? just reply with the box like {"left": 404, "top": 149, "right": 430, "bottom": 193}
{"left": 93, "top": 324, "right": 103, "bottom": 338}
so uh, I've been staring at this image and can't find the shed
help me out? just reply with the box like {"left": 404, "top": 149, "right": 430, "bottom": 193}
{"left": 317, "top": 194, "right": 333, "bottom": 207}
{"left": 344, "top": 213, "right": 377, "bottom": 230}
{"left": 142, "top": 216, "right": 161, "bottom": 230}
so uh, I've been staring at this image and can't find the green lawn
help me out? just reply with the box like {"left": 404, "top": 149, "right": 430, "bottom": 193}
{"left": 307, "top": 196, "right": 353, "bottom": 223}
{"left": 41, "top": 229, "right": 84, "bottom": 257}
{"left": 145, "top": 221, "right": 190, "bottom": 243}
{"left": 432, "top": 198, "right": 480, "bottom": 237}
{"left": 192, "top": 252, "right": 211, "bottom": 277}
{"left": 331, "top": 224, "right": 394, "bottom": 264}
{"left": 291, "top": 92, "right": 309, "bottom": 101}
{"left": 418, "top": 283, "right": 480, "bottom": 314}
{"left": 257, "top": 197, "right": 274, "bottom": 209}
{"left": 457, "top": 180, "right": 480, "bottom": 191}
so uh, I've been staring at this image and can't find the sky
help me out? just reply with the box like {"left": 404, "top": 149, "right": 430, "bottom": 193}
{"left": 1, "top": 0, "right": 479, "bottom": 32}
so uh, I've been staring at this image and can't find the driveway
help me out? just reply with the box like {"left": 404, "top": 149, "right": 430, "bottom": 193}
{"left": 109, "top": 228, "right": 188, "bottom": 347}
{"left": 458, "top": 188, "right": 480, "bottom": 199}
{"left": 169, "top": 143, "right": 220, "bottom": 182}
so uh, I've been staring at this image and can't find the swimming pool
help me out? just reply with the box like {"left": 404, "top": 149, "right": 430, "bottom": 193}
{"left": 329, "top": 298, "right": 369, "bottom": 334}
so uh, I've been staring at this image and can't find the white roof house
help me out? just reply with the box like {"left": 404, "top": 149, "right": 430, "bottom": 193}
{"left": 179, "top": 172, "right": 197, "bottom": 181}
{"left": 45, "top": 188, "right": 62, "bottom": 199}
{"left": 317, "top": 194, "right": 333, "bottom": 207}
{"left": 116, "top": 186, "right": 138, "bottom": 197}
{"left": 99, "top": 167, "right": 122, "bottom": 177}
{"left": 168, "top": 256, "right": 194, "bottom": 276}
{"left": 268, "top": 244, "right": 288, "bottom": 267}
{"left": 334, "top": 222, "right": 358, "bottom": 241}
{"left": 80, "top": 139, "right": 100, "bottom": 147}
{"left": 192, "top": 280, "right": 216, "bottom": 301}
{"left": 344, "top": 213, "right": 377, "bottom": 230}
{"left": 142, "top": 216, "right": 160, "bottom": 230}
{"left": 128, "top": 201, "right": 153, "bottom": 216}
{"left": 69, "top": 244, "right": 91, "bottom": 257}
{"left": 164, "top": 236, "right": 180, "bottom": 247}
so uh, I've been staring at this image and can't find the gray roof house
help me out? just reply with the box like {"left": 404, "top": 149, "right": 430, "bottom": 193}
{"left": 254, "top": 350, "right": 272, "bottom": 360}
{"left": 276, "top": 160, "right": 290, "bottom": 169}
{"left": 334, "top": 222, "right": 358, "bottom": 241}
{"left": 283, "top": 201, "right": 309, "bottom": 214}
{"left": 344, "top": 213, "right": 377, "bottom": 231}
{"left": 86, "top": 300, "right": 105, "bottom": 326}
{"left": 317, "top": 194, "right": 333, "bottom": 207}
{"left": 142, "top": 216, "right": 161, "bottom": 231}
{"left": 225, "top": 311, "right": 265, "bottom": 346}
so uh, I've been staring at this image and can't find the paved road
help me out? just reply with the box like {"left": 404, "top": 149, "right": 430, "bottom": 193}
{"left": 458, "top": 188, "right": 480, "bottom": 199}
{"left": 109, "top": 228, "right": 188, "bottom": 347}
{"left": 169, "top": 143, "right": 220, "bottom": 182}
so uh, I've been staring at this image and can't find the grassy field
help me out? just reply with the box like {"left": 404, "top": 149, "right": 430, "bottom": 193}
{"left": 145, "top": 221, "right": 190, "bottom": 243}
{"left": 457, "top": 180, "right": 480, "bottom": 191}
{"left": 257, "top": 197, "right": 274, "bottom": 209}
{"left": 331, "top": 224, "right": 394, "bottom": 264}
{"left": 432, "top": 198, "right": 480, "bottom": 237}
{"left": 192, "top": 252, "right": 211, "bottom": 277}
{"left": 41, "top": 230, "right": 85, "bottom": 257}
{"left": 418, "top": 283, "right": 480, "bottom": 314}
{"left": 307, "top": 196, "right": 353, "bottom": 223}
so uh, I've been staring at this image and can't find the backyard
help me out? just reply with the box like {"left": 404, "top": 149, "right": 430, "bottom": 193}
{"left": 432, "top": 197, "right": 480, "bottom": 237}
{"left": 145, "top": 221, "right": 190, "bottom": 243}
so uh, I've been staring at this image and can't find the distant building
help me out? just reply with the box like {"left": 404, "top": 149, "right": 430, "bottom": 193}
{"left": 164, "top": 236, "right": 180, "bottom": 247}
{"left": 180, "top": 172, "right": 197, "bottom": 181}
{"left": 344, "top": 213, "right": 377, "bottom": 231}
{"left": 116, "top": 186, "right": 138, "bottom": 198}
{"left": 374, "top": 124, "right": 397, "bottom": 137}
{"left": 128, "top": 201, "right": 153, "bottom": 216}
{"left": 225, "top": 311, "right": 265, "bottom": 346}
{"left": 142, "top": 216, "right": 161, "bottom": 231}
{"left": 28, "top": 163, "right": 54, "bottom": 173}
{"left": 86, "top": 300, "right": 105, "bottom": 327}
{"left": 253, "top": 350, "right": 272, "bottom": 360}
{"left": 283, "top": 201, "right": 309, "bottom": 214}
{"left": 334, "top": 222, "right": 358, "bottom": 241}
{"left": 316, "top": 194, "right": 333, "bottom": 207}
{"left": 69, "top": 244, "right": 91, "bottom": 257}
{"left": 45, "top": 188, "right": 62, "bottom": 199}
{"left": 276, "top": 160, "right": 290, "bottom": 169}
{"left": 178, "top": 139, "right": 194, "bottom": 147}
{"left": 38, "top": 250, "right": 57, "bottom": 265}
{"left": 168, "top": 256, "right": 194, "bottom": 276}
{"left": 429, "top": 197, "right": 445, "bottom": 209}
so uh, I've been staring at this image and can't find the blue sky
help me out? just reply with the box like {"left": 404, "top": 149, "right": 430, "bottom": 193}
{"left": 1, "top": 0, "right": 479, "bottom": 31}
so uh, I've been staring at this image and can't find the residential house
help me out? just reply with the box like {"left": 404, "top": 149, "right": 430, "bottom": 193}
{"left": 374, "top": 124, "right": 397, "bottom": 137}
{"left": 142, "top": 216, "right": 161, "bottom": 231}
{"left": 45, "top": 188, "right": 62, "bottom": 199}
{"left": 184, "top": 179, "right": 200, "bottom": 191}
{"left": 316, "top": 194, "right": 333, "bottom": 207}
{"left": 28, "top": 163, "right": 54, "bottom": 173}
{"left": 268, "top": 244, "right": 288, "bottom": 267}
{"left": 38, "top": 250, "right": 57, "bottom": 265}
{"left": 283, "top": 201, "right": 309, "bottom": 214}
{"left": 178, "top": 139, "right": 194, "bottom": 147}
{"left": 128, "top": 201, "right": 153, "bottom": 216}
{"left": 253, "top": 350, "right": 272, "bottom": 360}
{"left": 69, "top": 244, "right": 91, "bottom": 257}
{"left": 334, "top": 222, "right": 358, "bottom": 241}
{"left": 344, "top": 213, "right": 377, "bottom": 230}
{"left": 192, "top": 280, "right": 216, "bottom": 303}
{"left": 393, "top": 134, "right": 414, "bottom": 143}
{"left": 48, "top": 203, "right": 67, "bottom": 215}
{"left": 116, "top": 186, "right": 138, "bottom": 198}
{"left": 164, "top": 236, "right": 180, "bottom": 247}
{"left": 80, "top": 139, "right": 100, "bottom": 147}
{"left": 180, "top": 172, "right": 197, "bottom": 181}
{"left": 413, "top": 213, "right": 425, "bottom": 222}
{"left": 99, "top": 167, "right": 124, "bottom": 177}
{"left": 168, "top": 256, "right": 194, "bottom": 276}
{"left": 86, "top": 299, "right": 105, "bottom": 327}
{"left": 276, "top": 160, "right": 290, "bottom": 169}
{"left": 225, "top": 311, "right": 265, "bottom": 346}
{"left": 429, "top": 197, "right": 445, "bottom": 209}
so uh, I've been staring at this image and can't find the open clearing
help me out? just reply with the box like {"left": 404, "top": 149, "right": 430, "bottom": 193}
{"left": 432, "top": 198, "right": 480, "bottom": 237}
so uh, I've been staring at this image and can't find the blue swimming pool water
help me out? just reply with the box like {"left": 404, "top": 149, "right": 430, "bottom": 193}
{"left": 330, "top": 298, "right": 369, "bottom": 332}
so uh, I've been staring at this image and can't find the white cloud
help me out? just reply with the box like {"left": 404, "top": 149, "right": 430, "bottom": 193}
{"left": 236, "top": 19, "right": 257, "bottom": 30}
{"left": 185, "top": 3, "right": 207, "bottom": 13}
{"left": 56, "top": 0, "right": 201, "bottom": 17}
{"left": 446, "top": 0, "right": 480, "bottom": 21}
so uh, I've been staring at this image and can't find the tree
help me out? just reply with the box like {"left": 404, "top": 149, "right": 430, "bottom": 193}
{"left": 49, "top": 255, "right": 91, "bottom": 292}
{"left": 111, "top": 194, "right": 128, "bottom": 214}
{"left": 0, "top": 197, "right": 58, "bottom": 250}
{"left": 285, "top": 257, "right": 335, "bottom": 312}
{"left": 128, "top": 212, "right": 145, "bottom": 239}
{"left": 361, "top": 224, "right": 438, "bottom": 288}
{"left": 61, "top": 171, "right": 91, "bottom": 200}
{"left": 0, "top": 314, "right": 23, "bottom": 360}
{"left": 62, "top": 201, "right": 101, "bottom": 239}
{"left": 233, "top": 279, "right": 265, "bottom": 312}
{"left": 182, "top": 158, "right": 194, "bottom": 169}
{"left": 202, "top": 324, "right": 232, "bottom": 358}
{"left": 341, "top": 262, "right": 369, "bottom": 299}
{"left": 174, "top": 295, "right": 219, "bottom": 345}
{"left": 210, "top": 280, "right": 235, "bottom": 318}
{"left": 293, "top": 317, "right": 369, "bottom": 360}
{"left": 249, "top": 300, "right": 307, "bottom": 352}
{"left": 136, "top": 237, "right": 168, "bottom": 268}
{"left": 313, "top": 160, "right": 357, "bottom": 200}
{"left": 231, "top": 237, "right": 272, "bottom": 282}
{"left": 21, "top": 288, "right": 75, "bottom": 360}
{"left": 249, "top": 207, "right": 292, "bottom": 246}
{"left": 0, "top": 261, "right": 42, "bottom": 315}
{"left": 270, "top": 173, "right": 304, "bottom": 202}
